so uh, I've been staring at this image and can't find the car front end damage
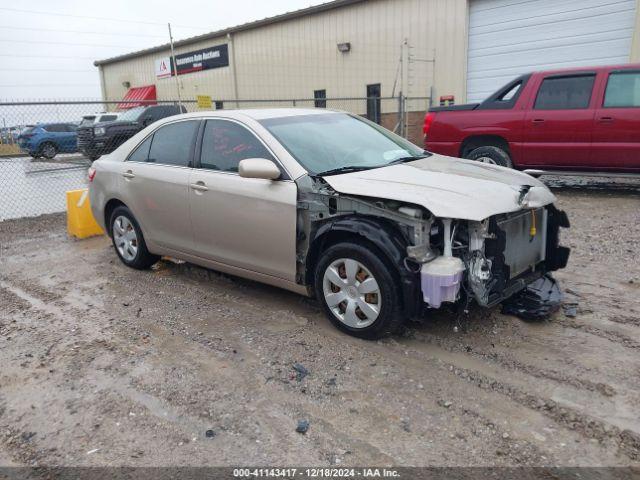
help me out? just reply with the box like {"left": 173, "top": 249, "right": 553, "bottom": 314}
{"left": 296, "top": 174, "right": 569, "bottom": 317}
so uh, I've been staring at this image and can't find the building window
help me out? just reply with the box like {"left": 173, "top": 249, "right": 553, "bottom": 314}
{"left": 366, "top": 83, "right": 381, "bottom": 124}
{"left": 215, "top": 101, "right": 224, "bottom": 110}
{"left": 314, "top": 89, "right": 326, "bottom": 108}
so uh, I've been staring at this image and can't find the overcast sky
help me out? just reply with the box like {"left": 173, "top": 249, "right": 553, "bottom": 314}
{"left": 0, "top": 0, "right": 324, "bottom": 100}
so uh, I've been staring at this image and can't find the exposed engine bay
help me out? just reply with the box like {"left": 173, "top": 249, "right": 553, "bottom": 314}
{"left": 296, "top": 175, "right": 570, "bottom": 314}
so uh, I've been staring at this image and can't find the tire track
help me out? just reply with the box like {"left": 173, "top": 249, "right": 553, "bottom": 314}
{"left": 408, "top": 330, "right": 618, "bottom": 398}
{"left": 443, "top": 362, "right": 640, "bottom": 460}
{"left": 554, "top": 318, "right": 640, "bottom": 351}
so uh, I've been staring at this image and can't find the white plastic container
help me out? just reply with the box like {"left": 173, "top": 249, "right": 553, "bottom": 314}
{"left": 420, "top": 256, "right": 465, "bottom": 308}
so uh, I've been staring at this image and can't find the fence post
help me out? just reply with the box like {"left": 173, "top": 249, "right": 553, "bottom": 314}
{"left": 397, "top": 94, "right": 406, "bottom": 138}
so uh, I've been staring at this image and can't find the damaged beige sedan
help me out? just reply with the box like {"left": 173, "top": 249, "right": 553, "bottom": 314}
{"left": 89, "top": 109, "right": 570, "bottom": 339}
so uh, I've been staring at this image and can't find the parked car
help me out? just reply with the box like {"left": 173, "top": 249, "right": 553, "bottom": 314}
{"left": 17, "top": 123, "right": 78, "bottom": 159}
{"left": 423, "top": 63, "right": 640, "bottom": 172}
{"left": 79, "top": 112, "right": 120, "bottom": 128}
{"left": 78, "top": 105, "right": 186, "bottom": 161}
{"left": 89, "top": 109, "right": 569, "bottom": 339}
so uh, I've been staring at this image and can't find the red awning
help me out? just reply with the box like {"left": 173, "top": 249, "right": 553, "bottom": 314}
{"left": 117, "top": 85, "right": 157, "bottom": 110}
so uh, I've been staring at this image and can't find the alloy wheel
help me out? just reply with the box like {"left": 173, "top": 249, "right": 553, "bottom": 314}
{"left": 42, "top": 144, "right": 56, "bottom": 158}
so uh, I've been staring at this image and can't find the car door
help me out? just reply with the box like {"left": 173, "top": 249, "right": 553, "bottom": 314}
{"left": 590, "top": 69, "right": 640, "bottom": 170}
{"left": 43, "top": 124, "right": 64, "bottom": 150}
{"left": 522, "top": 73, "right": 597, "bottom": 168}
{"left": 189, "top": 118, "right": 298, "bottom": 281}
{"left": 118, "top": 119, "right": 200, "bottom": 253}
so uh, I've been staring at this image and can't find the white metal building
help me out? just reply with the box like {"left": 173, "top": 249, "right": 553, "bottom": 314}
{"left": 95, "top": 0, "right": 640, "bottom": 137}
{"left": 467, "top": 0, "right": 639, "bottom": 101}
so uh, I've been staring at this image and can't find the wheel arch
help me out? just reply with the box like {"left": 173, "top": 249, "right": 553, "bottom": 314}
{"left": 460, "top": 134, "right": 510, "bottom": 158}
{"left": 103, "top": 198, "right": 127, "bottom": 237}
{"left": 306, "top": 215, "right": 422, "bottom": 317}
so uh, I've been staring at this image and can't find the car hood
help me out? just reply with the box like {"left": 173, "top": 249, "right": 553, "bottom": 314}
{"left": 321, "top": 154, "right": 556, "bottom": 221}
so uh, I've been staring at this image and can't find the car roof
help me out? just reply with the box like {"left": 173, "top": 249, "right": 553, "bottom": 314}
{"left": 165, "top": 108, "right": 340, "bottom": 122}
{"left": 533, "top": 62, "right": 640, "bottom": 76}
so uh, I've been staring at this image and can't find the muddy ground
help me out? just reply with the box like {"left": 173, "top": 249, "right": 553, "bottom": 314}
{"left": 1, "top": 187, "right": 639, "bottom": 468}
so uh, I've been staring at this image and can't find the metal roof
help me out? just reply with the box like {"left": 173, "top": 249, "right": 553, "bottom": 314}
{"left": 94, "top": 0, "right": 367, "bottom": 67}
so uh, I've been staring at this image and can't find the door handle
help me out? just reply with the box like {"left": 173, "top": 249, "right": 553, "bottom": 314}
{"left": 531, "top": 118, "right": 545, "bottom": 124}
{"left": 122, "top": 170, "right": 135, "bottom": 179}
{"left": 598, "top": 116, "right": 614, "bottom": 123}
{"left": 190, "top": 182, "right": 208, "bottom": 192}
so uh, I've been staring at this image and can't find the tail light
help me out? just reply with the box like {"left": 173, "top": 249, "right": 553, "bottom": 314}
{"left": 20, "top": 133, "right": 35, "bottom": 139}
{"left": 423, "top": 112, "right": 436, "bottom": 138}
{"left": 88, "top": 167, "right": 96, "bottom": 182}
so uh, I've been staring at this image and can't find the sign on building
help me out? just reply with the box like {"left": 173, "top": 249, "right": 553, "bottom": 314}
{"left": 155, "top": 57, "right": 172, "bottom": 79}
{"left": 197, "top": 95, "right": 213, "bottom": 109}
{"left": 155, "top": 45, "right": 229, "bottom": 79}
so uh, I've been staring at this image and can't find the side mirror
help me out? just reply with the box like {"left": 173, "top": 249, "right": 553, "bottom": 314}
{"left": 238, "top": 158, "right": 281, "bottom": 180}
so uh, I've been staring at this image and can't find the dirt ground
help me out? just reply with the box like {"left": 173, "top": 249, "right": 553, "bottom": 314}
{"left": 1, "top": 187, "right": 639, "bottom": 468}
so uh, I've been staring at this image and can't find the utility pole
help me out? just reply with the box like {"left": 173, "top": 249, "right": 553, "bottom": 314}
{"left": 168, "top": 23, "right": 182, "bottom": 109}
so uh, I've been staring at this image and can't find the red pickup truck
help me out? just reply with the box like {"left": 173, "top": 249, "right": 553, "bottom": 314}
{"left": 423, "top": 63, "right": 640, "bottom": 172}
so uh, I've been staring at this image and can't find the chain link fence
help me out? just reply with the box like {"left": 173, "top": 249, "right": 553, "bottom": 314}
{"left": 0, "top": 96, "right": 428, "bottom": 221}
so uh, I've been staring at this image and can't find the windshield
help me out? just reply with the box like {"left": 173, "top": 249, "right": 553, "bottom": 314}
{"left": 117, "top": 106, "right": 145, "bottom": 122}
{"left": 259, "top": 113, "right": 426, "bottom": 175}
{"left": 80, "top": 116, "right": 96, "bottom": 127}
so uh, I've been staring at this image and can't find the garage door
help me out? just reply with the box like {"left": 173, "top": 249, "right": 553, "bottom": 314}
{"left": 467, "top": 0, "right": 637, "bottom": 102}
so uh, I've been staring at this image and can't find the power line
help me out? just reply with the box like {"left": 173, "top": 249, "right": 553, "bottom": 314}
{"left": 0, "top": 38, "right": 145, "bottom": 48}
{"left": 0, "top": 25, "right": 167, "bottom": 38}
{"left": 0, "top": 84, "right": 98, "bottom": 87}
{"left": 0, "top": 7, "right": 211, "bottom": 30}
{"left": 0, "top": 68, "right": 96, "bottom": 72}
{"left": 0, "top": 54, "right": 96, "bottom": 60}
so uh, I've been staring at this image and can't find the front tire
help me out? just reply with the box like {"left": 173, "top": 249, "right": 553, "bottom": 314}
{"left": 466, "top": 146, "right": 512, "bottom": 168}
{"left": 314, "top": 242, "right": 403, "bottom": 339}
{"left": 109, "top": 206, "right": 159, "bottom": 270}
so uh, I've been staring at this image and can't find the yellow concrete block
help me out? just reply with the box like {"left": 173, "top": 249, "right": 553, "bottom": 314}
{"left": 66, "top": 188, "right": 104, "bottom": 239}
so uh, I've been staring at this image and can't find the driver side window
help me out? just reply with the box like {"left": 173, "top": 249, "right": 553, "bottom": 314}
{"left": 200, "top": 119, "right": 273, "bottom": 172}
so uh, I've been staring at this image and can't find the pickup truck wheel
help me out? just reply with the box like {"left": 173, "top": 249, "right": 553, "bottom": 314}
{"left": 466, "top": 146, "right": 512, "bottom": 168}
{"left": 314, "top": 242, "right": 403, "bottom": 340}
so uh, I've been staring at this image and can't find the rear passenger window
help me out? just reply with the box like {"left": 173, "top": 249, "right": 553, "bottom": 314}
{"left": 147, "top": 121, "right": 199, "bottom": 166}
{"left": 200, "top": 120, "right": 273, "bottom": 172}
{"left": 534, "top": 75, "right": 595, "bottom": 110}
{"left": 127, "top": 136, "right": 153, "bottom": 162}
{"left": 604, "top": 71, "right": 640, "bottom": 107}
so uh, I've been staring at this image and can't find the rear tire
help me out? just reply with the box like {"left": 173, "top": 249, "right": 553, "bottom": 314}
{"left": 109, "top": 206, "right": 159, "bottom": 270}
{"left": 39, "top": 142, "right": 58, "bottom": 159}
{"left": 466, "top": 146, "right": 512, "bottom": 168}
{"left": 314, "top": 242, "right": 404, "bottom": 339}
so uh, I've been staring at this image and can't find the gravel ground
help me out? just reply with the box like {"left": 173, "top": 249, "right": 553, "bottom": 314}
{"left": 0, "top": 187, "right": 639, "bottom": 469}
